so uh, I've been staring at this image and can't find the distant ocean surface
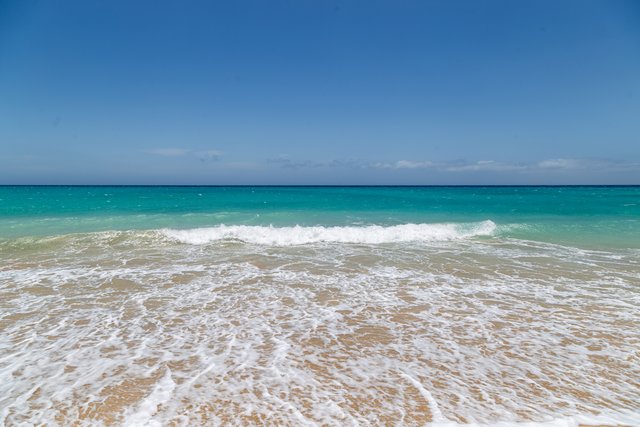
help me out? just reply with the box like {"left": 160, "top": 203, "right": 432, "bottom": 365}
{"left": 1, "top": 186, "right": 639, "bottom": 426}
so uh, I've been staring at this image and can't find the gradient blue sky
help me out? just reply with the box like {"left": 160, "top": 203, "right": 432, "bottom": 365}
{"left": 1, "top": 0, "right": 639, "bottom": 184}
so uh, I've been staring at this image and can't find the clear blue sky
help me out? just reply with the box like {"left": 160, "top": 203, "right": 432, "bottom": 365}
{"left": 1, "top": 0, "right": 639, "bottom": 184}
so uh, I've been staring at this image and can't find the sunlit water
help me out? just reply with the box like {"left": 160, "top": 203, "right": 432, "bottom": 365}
{"left": 1, "top": 186, "right": 639, "bottom": 426}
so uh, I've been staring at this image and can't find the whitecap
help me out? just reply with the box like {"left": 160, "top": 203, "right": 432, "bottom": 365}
{"left": 161, "top": 220, "right": 497, "bottom": 246}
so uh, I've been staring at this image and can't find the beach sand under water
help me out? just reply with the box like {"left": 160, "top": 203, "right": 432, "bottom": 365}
{"left": 1, "top": 186, "right": 639, "bottom": 425}
{"left": 1, "top": 227, "right": 639, "bottom": 426}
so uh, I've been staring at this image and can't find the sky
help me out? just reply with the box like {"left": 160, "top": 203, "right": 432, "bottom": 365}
{"left": 0, "top": 0, "right": 639, "bottom": 184}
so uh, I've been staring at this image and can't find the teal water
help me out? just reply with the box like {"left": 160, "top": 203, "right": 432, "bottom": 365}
{"left": 2, "top": 186, "right": 640, "bottom": 425}
{"left": 1, "top": 185, "right": 639, "bottom": 248}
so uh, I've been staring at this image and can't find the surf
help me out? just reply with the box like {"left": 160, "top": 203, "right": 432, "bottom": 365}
{"left": 160, "top": 220, "right": 497, "bottom": 246}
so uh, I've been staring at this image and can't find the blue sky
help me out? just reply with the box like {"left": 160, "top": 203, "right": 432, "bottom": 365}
{"left": 1, "top": 0, "right": 639, "bottom": 184}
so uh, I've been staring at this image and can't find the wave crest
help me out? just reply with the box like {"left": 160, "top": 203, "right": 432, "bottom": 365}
{"left": 161, "top": 220, "right": 496, "bottom": 246}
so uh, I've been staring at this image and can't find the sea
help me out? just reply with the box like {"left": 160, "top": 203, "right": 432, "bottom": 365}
{"left": 0, "top": 186, "right": 639, "bottom": 426}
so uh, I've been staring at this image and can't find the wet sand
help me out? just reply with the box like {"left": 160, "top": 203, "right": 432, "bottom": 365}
{"left": 1, "top": 234, "right": 639, "bottom": 425}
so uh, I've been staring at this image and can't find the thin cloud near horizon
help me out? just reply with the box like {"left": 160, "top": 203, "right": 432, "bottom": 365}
{"left": 370, "top": 158, "right": 640, "bottom": 173}
{"left": 145, "top": 148, "right": 222, "bottom": 162}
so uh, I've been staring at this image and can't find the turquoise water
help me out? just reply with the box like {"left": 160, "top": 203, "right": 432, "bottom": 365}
{"left": 2, "top": 185, "right": 640, "bottom": 425}
{"left": 1, "top": 185, "right": 639, "bottom": 248}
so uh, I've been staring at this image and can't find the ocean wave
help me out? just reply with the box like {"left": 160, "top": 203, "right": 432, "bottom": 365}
{"left": 161, "top": 220, "right": 497, "bottom": 245}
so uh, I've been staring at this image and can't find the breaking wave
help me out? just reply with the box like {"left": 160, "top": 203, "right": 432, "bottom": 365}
{"left": 161, "top": 220, "right": 497, "bottom": 245}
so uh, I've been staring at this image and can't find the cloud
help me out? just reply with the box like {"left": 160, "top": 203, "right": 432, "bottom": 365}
{"left": 195, "top": 150, "right": 222, "bottom": 163}
{"left": 536, "top": 158, "right": 640, "bottom": 172}
{"left": 267, "top": 157, "right": 318, "bottom": 170}
{"left": 146, "top": 148, "right": 190, "bottom": 157}
{"left": 259, "top": 155, "right": 640, "bottom": 179}
{"left": 145, "top": 148, "right": 222, "bottom": 162}
{"left": 373, "top": 160, "right": 435, "bottom": 169}
{"left": 223, "top": 161, "right": 261, "bottom": 169}
{"left": 268, "top": 156, "right": 364, "bottom": 170}
{"left": 537, "top": 158, "right": 582, "bottom": 169}
{"left": 443, "top": 160, "right": 527, "bottom": 172}
{"left": 371, "top": 159, "right": 525, "bottom": 172}
{"left": 370, "top": 157, "right": 640, "bottom": 174}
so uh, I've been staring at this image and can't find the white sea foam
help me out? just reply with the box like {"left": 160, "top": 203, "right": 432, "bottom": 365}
{"left": 124, "top": 368, "right": 176, "bottom": 427}
{"left": 161, "top": 220, "right": 497, "bottom": 245}
{"left": 1, "top": 230, "right": 639, "bottom": 426}
{"left": 427, "top": 411, "right": 640, "bottom": 426}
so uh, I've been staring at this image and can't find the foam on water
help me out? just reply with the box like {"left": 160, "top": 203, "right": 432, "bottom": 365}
{"left": 161, "top": 220, "right": 497, "bottom": 245}
{"left": 123, "top": 368, "right": 176, "bottom": 427}
{"left": 1, "top": 231, "right": 639, "bottom": 425}
{"left": 427, "top": 411, "right": 640, "bottom": 427}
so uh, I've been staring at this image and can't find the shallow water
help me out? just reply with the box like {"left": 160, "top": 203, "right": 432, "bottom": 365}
{"left": 0, "top": 187, "right": 639, "bottom": 425}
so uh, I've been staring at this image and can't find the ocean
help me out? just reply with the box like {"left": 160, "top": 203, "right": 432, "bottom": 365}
{"left": 1, "top": 186, "right": 639, "bottom": 426}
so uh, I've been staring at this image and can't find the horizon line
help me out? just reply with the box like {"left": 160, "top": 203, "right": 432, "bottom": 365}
{"left": 1, "top": 184, "right": 639, "bottom": 188}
